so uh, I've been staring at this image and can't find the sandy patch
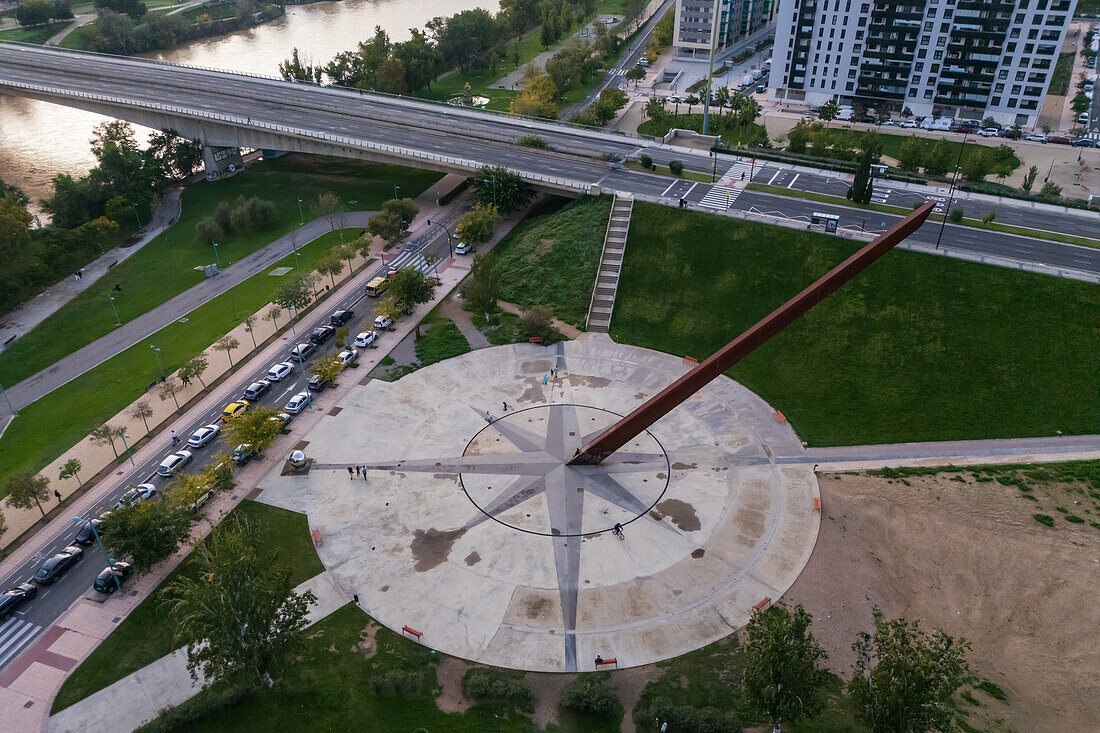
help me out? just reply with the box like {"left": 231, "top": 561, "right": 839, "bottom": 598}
{"left": 526, "top": 671, "right": 571, "bottom": 728}
{"left": 784, "top": 470, "right": 1099, "bottom": 731}
{"left": 435, "top": 657, "right": 470, "bottom": 714}
{"left": 526, "top": 238, "right": 555, "bottom": 262}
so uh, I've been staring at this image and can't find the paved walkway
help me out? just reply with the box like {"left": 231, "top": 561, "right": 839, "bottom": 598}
{"left": 46, "top": 571, "right": 348, "bottom": 733}
{"left": 491, "top": 16, "right": 623, "bottom": 92}
{"left": 498, "top": 300, "right": 582, "bottom": 339}
{"left": 2, "top": 211, "right": 374, "bottom": 412}
{"left": 0, "top": 188, "right": 182, "bottom": 353}
{"left": 436, "top": 293, "right": 491, "bottom": 349}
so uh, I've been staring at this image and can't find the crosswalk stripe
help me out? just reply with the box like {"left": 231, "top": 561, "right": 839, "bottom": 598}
{"left": 698, "top": 185, "right": 741, "bottom": 210}
{"left": 0, "top": 617, "right": 42, "bottom": 669}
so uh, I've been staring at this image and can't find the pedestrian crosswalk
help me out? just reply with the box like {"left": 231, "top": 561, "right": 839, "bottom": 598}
{"left": 698, "top": 160, "right": 754, "bottom": 210}
{"left": 382, "top": 246, "right": 438, "bottom": 276}
{"left": 699, "top": 185, "right": 742, "bottom": 210}
{"left": 0, "top": 616, "right": 42, "bottom": 669}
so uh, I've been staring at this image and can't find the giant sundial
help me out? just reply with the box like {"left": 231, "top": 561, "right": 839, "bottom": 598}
{"left": 254, "top": 207, "right": 932, "bottom": 671}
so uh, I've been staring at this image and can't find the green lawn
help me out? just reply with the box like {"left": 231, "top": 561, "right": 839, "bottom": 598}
{"left": 0, "top": 228, "right": 356, "bottom": 495}
{"left": 612, "top": 202, "right": 1100, "bottom": 446}
{"left": 637, "top": 114, "right": 768, "bottom": 146}
{"left": 53, "top": 500, "right": 325, "bottom": 713}
{"left": 418, "top": 26, "right": 541, "bottom": 112}
{"left": 0, "top": 24, "right": 59, "bottom": 43}
{"left": 1049, "top": 51, "right": 1076, "bottom": 96}
{"left": 0, "top": 156, "right": 439, "bottom": 389}
{"left": 833, "top": 129, "right": 1021, "bottom": 172}
{"left": 414, "top": 314, "right": 472, "bottom": 367}
{"left": 494, "top": 195, "right": 612, "bottom": 327}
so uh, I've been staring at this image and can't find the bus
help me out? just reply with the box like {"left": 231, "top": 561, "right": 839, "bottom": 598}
{"left": 365, "top": 276, "right": 389, "bottom": 297}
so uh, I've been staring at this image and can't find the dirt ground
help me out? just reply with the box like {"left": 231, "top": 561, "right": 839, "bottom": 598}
{"left": 784, "top": 470, "right": 1100, "bottom": 732}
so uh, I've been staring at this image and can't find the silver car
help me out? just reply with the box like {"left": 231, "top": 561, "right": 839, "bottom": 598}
{"left": 187, "top": 424, "right": 220, "bottom": 449}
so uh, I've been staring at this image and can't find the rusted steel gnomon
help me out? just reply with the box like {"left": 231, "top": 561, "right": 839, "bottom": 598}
{"left": 568, "top": 201, "right": 935, "bottom": 465}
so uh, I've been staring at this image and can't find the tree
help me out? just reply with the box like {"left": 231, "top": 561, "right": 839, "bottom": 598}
{"left": 242, "top": 314, "right": 258, "bottom": 350}
{"left": 738, "top": 97, "right": 762, "bottom": 127}
{"left": 178, "top": 355, "right": 209, "bottom": 390}
{"left": 1021, "top": 165, "right": 1039, "bottom": 192}
{"left": 1039, "top": 181, "right": 1062, "bottom": 199}
{"left": 922, "top": 138, "right": 955, "bottom": 176}
{"left": 786, "top": 120, "right": 811, "bottom": 154}
{"left": 521, "top": 305, "right": 555, "bottom": 342}
{"left": 1071, "top": 93, "right": 1091, "bottom": 115}
{"left": 592, "top": 88, "right": 629, "bottom": 125}
{"left": 960, "top": 149, "right": 991, "bottom": 182}
{"left": 163, "top": 516, "right": 317, "bottom": 687}
{"left": 849, "top": 610, "right": 970, "bottom": 733}
{"left": 456, "top": 204, "right": 501, "bottom": 244}
{"left": 896, "top": 135, "right": 925, "bottom": 171}
{"left": 272, "top": 274, "right": 313, "bottom": 320}
{"left": 366, "top": 198, "right": 419, "bottom": 246}
{"left": 462, "top": 251, "right": 501, "bottom": 317}
{"left": 473, "top": 166, "right": 534, "bottom": 214}
{"left": 332, "top": 241, "right": 357, "bottom": 274}
{"left": 158, "top": 376, "right": 183, "bottom": 411}
{"left": 100, "top": 497, "right": 193, "bottom": 572}
{"left": 264, "top": 305, "right": 283, "bottom": 330}
{"left": 5, "top": 471, "right": 51, "bottom": 518}
{"left": 714, "top": 85, "right": 731, "bottom": 115}
{"left": 509, "top": 73, "right": 559, "bottom": 119}
{"left": 848, "top": 132, "right": 881, "bottom": 205}
{"left": 59, "top": 458, "right": 83, "bottom": 488}
{"left": 312, "top": 191, "right": 343, "bottom": 229}
{"left": 625, "top": 64, "right": 646, "bottom": 88}
{"left": 278, "top": 47, "right": 322, "bottom": 83}
{"left": 0, "top": 510, "right": 7, "bottom": 543}
{"left": 224, "top": 406, "right": 283, "bottom": 455}
{"left": 388, "top": 267, "right": 437, "bottom": 314}
{"left": 311, "top": 355, "right": 345, "bottom": 385}
{"left": 644, "top": 95, "right": 667, "bottom": 124}
{"left": 315, "top": 253, "right": 344, "bottom": 288}
{"left": 818, "top": 99, "right": 839, "bottom": 126}
{"left": 90, "top": 423, "right": 125, "bottom": 458}
{"left": 742, "top": 605, "right": 829, "bottom": 728}
{"left": 875, "top": 107, "right": 891, "bottom": 126}
{"left": 128, "top": 400, "right": 154, "bottom": 433}
{"left": 214, "top": 335, "right": 240, "bottom": 368}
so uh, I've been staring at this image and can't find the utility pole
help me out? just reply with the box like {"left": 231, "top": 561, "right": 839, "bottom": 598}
{"left": 701, "top": 2, "right": 720, "bottom": 136}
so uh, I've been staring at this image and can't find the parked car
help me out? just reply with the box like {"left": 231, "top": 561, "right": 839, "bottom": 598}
{"left": 354, "top": 331, "right": 378, "bottom": 348}
{"left": 285, "top": 391, "right": 311, "bottom": 414}
{"left": 329, "top": 309, "right": 355, "bottom": 326}
{"left": 290, "top": 343, "right": 316, "bottom": 361}
{"left": 187, "top": 424, "right": 221, "bottom": 449}
{"left": 309, "top": 325, "right": 336, "bottom": 345}
{"left": 897, "top": 119, "right": 917, "bottom": 128}
{"left": 1024, "top": 133, "right": 1047, "bottom": 142}
{"left": 1048, "top": 136, "right": 1072, "bottom": 145}
{"left": 0, "top": 583, "right": 37, "bottom": 620}
{"left": 454, "top": 241, "right": 471, "bottom": 255}
{"left": 157, "top": 450, "right": 193, "bottom": 477}
{"left": 374, "top": 315, "right": 394, "bottom": 330}
{"left": 307, "top": 374, "right": 328, "bottom": 392}
{"left": 269, "top": 411, "right": 294, "bottom": 429}
{"left": 118, "top": 483, "right": 157, "bottom": 507}
{"left": 232, "top": 443, "right": 257, "bottom": 465}
{"left": 33, "top": 546, "right": 83, "bottom": 585}
{"left": 221, "top": 400, "right": 250, "bottom": 421}
{"left": 243, "top": 379, "right": 272, "bottom": 401}
{"left": 189, "top": 489, "right": 214, "bottom": 513}
{"left": 337, "top": 348, "right": 359, "bottom": 365}
{"left": 1000, "top": 128, "right": 1022, "bottom": 139}
{"left": 74, "top": 517, "right": 105, "bottom": 545}
{"left": 93, "top": 561, "right": 133, "bottom": 594}
{"left": 267, "top": 362, "right": 294, "bottom": 382}
{"left": 977, "top": 127, "right": 1000, "bottom": 137}
{"left": 1073, "top": 138, "right": 1096, "bottom": 147}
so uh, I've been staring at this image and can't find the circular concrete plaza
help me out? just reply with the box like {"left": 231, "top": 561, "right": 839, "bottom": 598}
{"left": 256, "top": 334, "right": 820, "bottom": 672}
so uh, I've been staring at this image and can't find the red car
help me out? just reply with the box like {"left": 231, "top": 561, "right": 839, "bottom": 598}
{"left": 1048, "top": 136, "right": 1072, "bottom": 145}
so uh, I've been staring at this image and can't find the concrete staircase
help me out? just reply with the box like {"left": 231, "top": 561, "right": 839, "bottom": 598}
{"left": 585, "top": 194, "right": 634, "bottom": 333}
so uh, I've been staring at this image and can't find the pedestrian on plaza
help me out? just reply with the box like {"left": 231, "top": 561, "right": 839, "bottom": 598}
{"left": 502, "top": 401, "right": 508, "bottom": 412}
{"left": 362, "top": 467, "right": 367, "bottom": 481}
{"left": 54, "top": 489, "right": 62, "bottom": 502}
{"left": 355, "top": 465, "right": 361, "bottom": 477}
{"left": 348, "top": 466, "right": 354, "bottom": 479}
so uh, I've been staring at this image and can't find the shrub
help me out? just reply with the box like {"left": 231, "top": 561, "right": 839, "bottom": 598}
{"left": 194, "top": 216, "right": 222, "bottom": 245}
{"left": 369, "top": 668, "right": 423, "bottom": 695}
{"left": 1065, "top": 514, "right": 1085, "bottom": 523}
{"left": 228, "top": 195, "right": 278, "bottom": 234}
{"left": 977, "top": 680, "right": 1007, "bottom": 701}
{"left": 461, "top": 667, "right": 533, "bottom": 711}
{"left": 517, "top": 135, "right": 549, "bottom": 149}
{"left": 638, "top": 699, "right": 741, "bottom": 733}
{"left": 561, "top": 674, "right": 618, "bottom": 718}
{"left": 668, "top": 160, "right": 684, "bottom": 176}
{"left": 214, "top": 200, "right": 233, "bottom": 231}
{"left": 948, "top": 208, "right": 964, "bottom": 223}
{"left": 981, "top": 211, "right": 995, "bottom": 225}
{"left": 640, "top": 154, "right": 653, "bottom": 169}
{"left": 135, "top": 683, "right": 254, "bottom": 732}
{"left": 1033, "top": 513, "right": 1054, "bottom": 526}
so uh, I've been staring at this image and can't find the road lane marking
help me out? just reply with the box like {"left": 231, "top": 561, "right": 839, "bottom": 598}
{"left": 767, "top": 170, "right": 781, "bottom": 185}
{"left": 660, "top": 179, "right": 678, "bottom": 196}
{"left": 787, "top": 174, "right": 800, "bottom": 189}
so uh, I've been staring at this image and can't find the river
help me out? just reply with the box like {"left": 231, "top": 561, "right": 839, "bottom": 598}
{"left": 0, "top": 0, "right": 496, "bottom": 210}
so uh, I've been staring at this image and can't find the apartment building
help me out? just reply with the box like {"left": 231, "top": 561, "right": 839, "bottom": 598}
{"left": 674, "top": 0, "right": 777, "bottom": 59}
{"left": 768, "top": 0, "right": 1077, "bottom": 128}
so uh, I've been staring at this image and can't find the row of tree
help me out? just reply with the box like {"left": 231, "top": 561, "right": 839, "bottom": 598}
{"left": 14, "top": 0, "right": 73, "bottom": 27}
{"left": 81, "top": 0, "right": 280, "bottom": 56}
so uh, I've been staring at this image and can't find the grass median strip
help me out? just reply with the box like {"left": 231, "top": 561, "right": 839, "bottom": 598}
{"left": 612, "top": 202, "right": 1100, "bottom": 446}
{"left": 52, "top": 500, "right": 324, "bottom": 713}
{"left": 0, "top": 229, "right": 357, "bottom": 493}
{"left": 746, "top": 183, "right": 1100, "bottom": 249}
{"left": 0, "top": 156, "right": 440, "bottom": 388}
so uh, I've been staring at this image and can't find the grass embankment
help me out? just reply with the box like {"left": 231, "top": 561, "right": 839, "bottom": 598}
{"left": 0, "top": 228, "right": 354, "bottom": 494}
{"left": 637, "top": 114, "right": 768, "bottom": 146}
{"left": 494, "top": 195, "right": 612, "bottom": 327}
{"left": 414, "top": 313, "right": 472, "bottom": 366}
{"left": 745, "top": 182, "right": 1100, "bottom": 249}
{"left": 0, "top": 24, "right": 59, "bottom": 43}
{"left": 624, "top": 159, "right": 713, "bottom": 183}
{"left": 612, "top": 202, "right": 1100, "bottom": 446}
{"left": 0, "top": 156, "right": 439, "bottom": 389}
{"left": 1049, "top": 51, "right": 1076, "bottom": 96}
{"left": 53, "top": 500, "right": 325, "bottom": 713}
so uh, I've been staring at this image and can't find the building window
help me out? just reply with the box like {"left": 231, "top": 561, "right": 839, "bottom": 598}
{"left": 991, "top": 96, "right": 1001, "bottom": 105}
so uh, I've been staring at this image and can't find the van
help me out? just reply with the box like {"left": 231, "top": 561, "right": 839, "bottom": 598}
{"left": 365, "top": 276, "right": 389, "bottom": 297}
{"left": 836, "top": 106, "right": 854, "bottom": 121}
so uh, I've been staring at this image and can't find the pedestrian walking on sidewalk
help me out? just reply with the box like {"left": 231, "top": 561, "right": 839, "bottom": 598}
{"left": 502, "top": 401, "right": 508, "bottom": 412}
{"left": 171, "top": 430, "right": 178, "bottom": 446}
{"left": 348, "top": 466, "right": 354, "bottom": 479}
{"left": 362, "top": 466, "right": 367, "bottom": 481}
{"left": 355, "top": 465, "right": 361, "bottom": 477}
{"left": 54, "top": 489, "right": 62, "bottom": 502}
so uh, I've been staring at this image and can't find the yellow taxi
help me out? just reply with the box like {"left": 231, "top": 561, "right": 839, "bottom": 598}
{"left": 221, "top": 399, "right": 250, "bottom": 421}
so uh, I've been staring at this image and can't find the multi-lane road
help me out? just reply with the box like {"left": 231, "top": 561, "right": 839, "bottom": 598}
{"left": 1, "top": 43, "right": 1098, "bottom": 278}
{"left": 0, "top": 221, "right": 456, "bottom": 673}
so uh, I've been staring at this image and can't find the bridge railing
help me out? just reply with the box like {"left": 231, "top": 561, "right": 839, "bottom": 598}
{"left": 0, "top": 78, "right": 593, "bottom": 193}
{"left": 0, "top": 42, "right": 660, "bottom": 148}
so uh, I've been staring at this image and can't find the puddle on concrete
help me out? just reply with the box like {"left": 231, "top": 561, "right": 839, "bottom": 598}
{"left": 433, "top": 473, "right": 460, "bottom": 483}
{"left": 520, "top": 379, "right": 548, "bottom": 403}
{"left": 633, "top": 392, "right": 647, "bottom": 400}
{"left": 652, "top": 499, "right": 701, "bottom": 532}
{"left": 410, "top": 527, "right": 467, "bottom": 571}
{"left": 568, "top": 375, "right": 610, "bottom": 388}
{"left": 522, "top": 595, "right": 554, "bottom": 621}
{"left": 671, "top": 462, "right": 698, "bottom": 471}
{"left": 691, "top": 548, "right": 705, "bottom": 559}
{"left": 464, "top": 551, "right": 481, "bottom": 566}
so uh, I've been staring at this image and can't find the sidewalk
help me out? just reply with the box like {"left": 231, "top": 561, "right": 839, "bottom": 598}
{"left": 492, "top": 16, "right": 624, "bottom": 92}
{"left": 0, "top": 189, "right": 182, "bottom": 354}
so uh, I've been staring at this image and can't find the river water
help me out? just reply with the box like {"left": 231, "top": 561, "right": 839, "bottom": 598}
{"left": 0, "top": 0, "right": 495, "bottom": 209}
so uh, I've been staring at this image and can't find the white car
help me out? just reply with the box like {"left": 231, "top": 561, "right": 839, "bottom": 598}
{"left": 978, "top": 128, "right": 1000, "bottom": 137}
{"left": 118, "top": 483, "right": 157, "bottom": 507}
{"left": 374, "top": 315, "right": 393, "bottom": 330}
{"left": 338, "top": 348, "right": 360, "bottom": 365}
{"left": 898, "top": 120, "right": 917, "bottom": 128}
{"left": 268, "top": 361, "right": 294, "bottom": 382}
{"left": 187, "top": 424, "right": 221, "bottom": 449}
{"left": 285, "top": 391, "right": 311, "bottom": 414}
{"left": 157, "top": 450, "right": 193, "bottom": 477}
{"left": 1024, "top": 133, "right": 1047, "bottom": 143}
{"left": 454, "top": 241, "right": 470, "bottom": 255}
{"left": 354, "top": 331, "right": 378, "bottom": 348}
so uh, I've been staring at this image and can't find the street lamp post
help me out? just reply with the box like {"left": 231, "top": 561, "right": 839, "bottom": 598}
{"left": 119, "top": 431, "right": 135, "bottom": 467}
{"left": 72, "top": 515, "right": 121, "bottom": 590}
{"left": 393, "top": 184, "right": 400, "bottom": 200}
{"left": 935, "top": 164, "right": 962, "bottom": 250}
{"left": 132, "top": 202, "right": 142, "bottom": 229}
{"left": 212, "top": 241, "right": 221, "bottom": 269}
{"left": 481, "top": 178, "right": 497, "bottom": 208}
{"left": 425, "top": 218, "right": 455, "bottom": 257}
{"left": 297, "top": 198, "right": 304, "bottom": 226}
{"left": 108, "top": 294, "right": 121, "bottom": 326}
{"left": 0, "top": 384, "right": 14, "bottom": 415}
{"left": 1044, "top": 157, "right": 1055, "bottom": 183}
{"left": 150, "top": 345, "right": 166, "bottom": 381}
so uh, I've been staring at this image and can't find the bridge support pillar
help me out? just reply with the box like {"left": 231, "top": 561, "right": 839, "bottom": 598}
{"left": 202, "top": 145, "right": 245, "bottom": 181}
